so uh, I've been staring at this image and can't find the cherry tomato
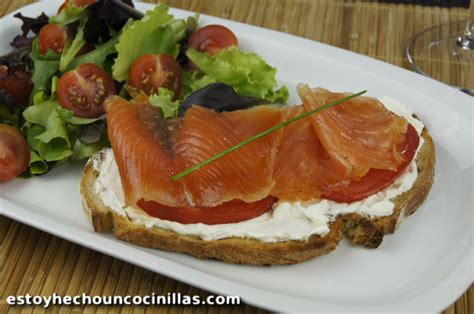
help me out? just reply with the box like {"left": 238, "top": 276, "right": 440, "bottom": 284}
{"left": 0, "top": 67, "right": 33, "bottom": 105}
{"left": 58, "top": 63, "right": 116, "bottom": 118}
{"left": 188, "top": 24, "right": 238, "bottom": 55}
{"left": 38, "top": 24, "right": 67, "bottom": 55}
{"left": 0, "top": 124, "right": 30, "bottom": 181}
{"left": 58, "top": 0, "right": 96, "bottom": 13}
{"left": 138, "top": 196, "right": 276, "bottom": 225}
{"left": 323, "top": 124, "right": 420, "bottom": 203}
{"left": 129, "top": 54, "right": 182, "bottom": 99}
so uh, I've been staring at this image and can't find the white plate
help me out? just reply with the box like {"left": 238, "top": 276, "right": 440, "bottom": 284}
{"left": 0, "top": 1, "right": 472, "bottom": 312}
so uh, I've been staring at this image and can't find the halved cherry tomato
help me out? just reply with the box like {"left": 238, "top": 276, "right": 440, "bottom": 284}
{"left": 38, "top": 24, "right": 67, "bottom": 55}
{"left": 138, "top": 196, "right": 276, "bottom": 225}
{"left": 129, "top": 54, "right": 182, "bottom": 100}
{"left": 0, "top": 67, "right": 33, "bottom": 105}
{"left": 188, "top": 24, "right": 238, "bottom": 56}
{"left": 323, "top": 124, "right": 420, "bottom": 203}
{"left": 58, "top": 0, "right": 96, "bottom": 13}
{"left": 0, "top": 124, "right": 30, "bottom": 181}
{"left": 58, "top": 63, "right": 116, "bottom": 118}
{"left": 0, "top": 72, "right": 33, "bottom": 105}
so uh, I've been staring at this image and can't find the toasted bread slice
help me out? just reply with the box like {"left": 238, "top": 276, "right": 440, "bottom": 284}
{"left": 81, "top": 129, "right": 434, "bottom": 265}
{"left": 81, "top": 157, "right": 342, "bottom": 265}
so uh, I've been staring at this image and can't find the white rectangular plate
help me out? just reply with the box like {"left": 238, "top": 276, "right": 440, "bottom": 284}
{"left": 0, "top": 1, "right": 472, "bottom": 312}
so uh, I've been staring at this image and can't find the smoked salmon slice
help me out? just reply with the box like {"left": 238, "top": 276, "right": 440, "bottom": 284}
{"left": 106, "top": 97, "right": 283, "bottom": 208}
{"left": 106, "top": 96, "right": 187, "bottom": 207}
{"left": 299, "top": 85, "right": 409, "bottom": 180}
{"left": 105, "top": 86, "right": 419, "bottom": 218}
{"left": 176, "top": 105, "right": 284, "bottom": 206}
{"left": 272, "top": 106, "right": 348, "bottom": 201}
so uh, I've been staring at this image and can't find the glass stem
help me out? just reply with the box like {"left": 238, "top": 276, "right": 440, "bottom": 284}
{"left": 457, "top": 0, "right": 474, "bottom": 49}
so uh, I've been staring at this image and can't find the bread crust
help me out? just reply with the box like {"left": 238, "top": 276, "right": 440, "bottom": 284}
{"left": 80, "top": 129, "right": 435, "bottom": 264}
{"left": 340, "top": 128, "right": 435, "bottom": 248}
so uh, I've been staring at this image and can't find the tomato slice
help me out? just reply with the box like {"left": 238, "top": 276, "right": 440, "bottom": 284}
{"left": 58, "top": 63, "right": 116, "bottom": 118}
{"left": 0, "top": 68, "right": 33, "bottom": 105}
{"left": 38, "top": 24, "right": 67, "bottom": 55}
{"left": 129, "top": 54, "right": 182, "bottom": 99}
{"left": 0, "top": 124, "right": 30, "bottom": 181}
{"left": 188, "top": 24, "right": 238, "bottom": 55}
{"left": 137, "top": 196, "right": 276, "bottom": 225}
{"left": 323, "top": 124, "right": 420, "bottom": 203}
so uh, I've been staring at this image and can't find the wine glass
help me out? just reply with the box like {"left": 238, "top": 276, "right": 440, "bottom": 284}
{"left": 407, "top": 0, "right": 474, "bottom": 95}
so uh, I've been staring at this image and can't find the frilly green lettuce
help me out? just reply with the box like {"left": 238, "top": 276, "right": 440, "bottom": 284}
{"left": 23, "top": 92, "right": 72, "bottom": 162}
{"left": 186, "top": 47, "right": 288, "bottom": 103}
{"left": 22, "top": 92, "right": 107, "bottom": 174}
{"left": 149, "top": 88, "right": 180, "bottom": 119}
{"left": 29, "top": 150, "right": 48, "bottom": 175}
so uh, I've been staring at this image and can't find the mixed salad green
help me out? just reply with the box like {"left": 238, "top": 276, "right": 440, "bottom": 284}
{"left": 0, "top": 0, "right": 288, "bottom": 180}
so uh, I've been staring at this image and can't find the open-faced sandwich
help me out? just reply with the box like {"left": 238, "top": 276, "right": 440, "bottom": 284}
{"left": 81, "top": 85, "right": 435, "bottom": 265}
{"left": 0, "top": 0, "right": 434, "bottom": 266}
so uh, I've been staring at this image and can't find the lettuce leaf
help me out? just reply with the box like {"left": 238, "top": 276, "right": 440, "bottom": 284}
{"left": 26, "top": 124, "right": 45, "bottom": 151}
{"left": 112, "top": 4, "right": 185, "bottom": 81}
{"left": 75, "top": 121, "right": 106, "bottom": 144}
{"left": 179, "top": 83, "right": 262, "bottom": 116}
{"left": 56, "top": 107, "right": 100, "bottom": 125}
{"left": 23, "top": 93, "right": 72, "bottom": 162}
{"left": 14, "top": 12, "right": 49, "bottom": 37}
{"left": 49, "top": 5, "right": 86, "bottom": 25}
{"left": 29, "top": 150, "right": 48, "bottom": 175}
{"left": 83, "top": 0, "right": 139, "bottom": 45}
{"left": 22, "top": 92, "right": 106, "bottom": 168}
{"left": 65, "top": 33, "right": 119, "bottom": 71}
{"left": 149, "top": 88, "right": 180, "bottom": 119}
{"left": 181, "top": 69, "right": 216, "bottom": 99}
{"left": 11, "top": 12, "right": 49, "bottom": 49}
{"left": 59, "top": 21, "right": 86, "bottom": 71}
{"left": 186, "top": 47, "right": 288, "bottom": 103}
{"left": 30, "top": 40, "right": 60, "bottom": 93}
{"left": 189, "top": 72, "right": 216, "bottom": 94}
{"left": 71, "top": 135, "right": 108, "bottom": 160}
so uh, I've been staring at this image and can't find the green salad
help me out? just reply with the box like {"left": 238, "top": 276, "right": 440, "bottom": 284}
{"left": 0, "top": 0, "right": 288, "bottom": 181}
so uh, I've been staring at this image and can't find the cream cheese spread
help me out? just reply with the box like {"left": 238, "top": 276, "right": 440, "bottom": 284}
{"left": 92, "top": 98, "right": 425, "bottom": 243}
